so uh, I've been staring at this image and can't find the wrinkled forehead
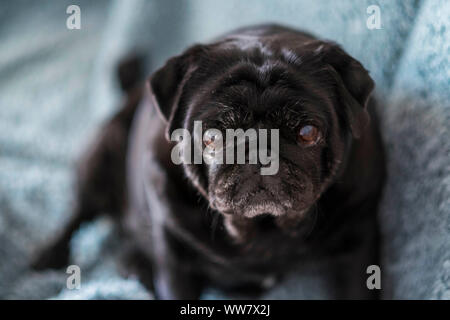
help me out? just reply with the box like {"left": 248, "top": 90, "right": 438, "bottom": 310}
{"left": 186, "top": 55, "right": 335, "bottom": 128}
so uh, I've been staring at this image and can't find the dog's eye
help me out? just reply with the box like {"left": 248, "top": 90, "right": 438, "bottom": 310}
{"left": 297, "top": 125, "right": 321, "bottom": 146}
{"left": 204, "top": 135, "right": 217, "bottom": 147}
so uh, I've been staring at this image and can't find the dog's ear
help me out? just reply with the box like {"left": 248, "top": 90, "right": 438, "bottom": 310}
{"left": 316, "top": 42, "right": 374, "bottom": 138}
{"left": 147, "top": 45, "right": 203, "bottom": 140}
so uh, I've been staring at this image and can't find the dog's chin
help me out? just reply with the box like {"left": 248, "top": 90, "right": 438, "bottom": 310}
{"left": 236, "top": 202, "right": 287, "bottom": 218}
{"left": 212, "top": 194, "right": 308, "bottom": 219}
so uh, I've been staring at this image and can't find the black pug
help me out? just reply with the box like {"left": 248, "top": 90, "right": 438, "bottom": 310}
{"left": 32, "top": 24, "right": 386, "bottom": 299}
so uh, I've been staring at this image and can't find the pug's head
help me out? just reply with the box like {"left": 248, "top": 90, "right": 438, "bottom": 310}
{"left": 148, "top": 28, "right": 374, "bottom": 231}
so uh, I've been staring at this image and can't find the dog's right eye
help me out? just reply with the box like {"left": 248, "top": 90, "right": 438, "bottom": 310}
{"left": 204, "top": 135, "right": 216, "bottom": 147}
{"left": 203, "top": 129, "right": 224, "bottom": 150}
{"left": 203, "top": 132, "right": 218, "bottom": 148}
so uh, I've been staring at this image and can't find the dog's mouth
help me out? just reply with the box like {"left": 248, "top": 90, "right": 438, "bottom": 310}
{"left": 237, "top": 201, "right": 287, "bottom": 218}
{"left": 209, "top": 171, "right": 316, "bottom": 219}
{"left": 212, "top": 190, "right": 294, "bottom": 218}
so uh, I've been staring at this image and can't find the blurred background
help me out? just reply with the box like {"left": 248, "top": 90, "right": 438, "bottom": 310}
{"left": 0, "top": 0, "right": 448, "bottom": 299}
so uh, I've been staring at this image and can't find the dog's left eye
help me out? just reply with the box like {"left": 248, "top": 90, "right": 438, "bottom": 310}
{"left": 297, "top": 125, "right": 321, "bottom": 146}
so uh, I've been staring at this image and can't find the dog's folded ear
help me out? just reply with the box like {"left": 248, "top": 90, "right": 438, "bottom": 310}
{"left": 316, "top": 42, "right": 375, "bottom": 138}
{"left": 147, "top": 45, "right": 203, "bottom": 140}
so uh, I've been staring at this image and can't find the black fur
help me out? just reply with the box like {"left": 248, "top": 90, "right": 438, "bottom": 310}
{"left": 32, "top": 24, "right": 386, "bottom": 300}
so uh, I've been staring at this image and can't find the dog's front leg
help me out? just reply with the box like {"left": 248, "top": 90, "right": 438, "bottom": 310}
{"left": 140, "top": 161, "right": 204, "bottom": 299}
{"left": 151, "top": 224, "right": 203, "bottom": 299}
